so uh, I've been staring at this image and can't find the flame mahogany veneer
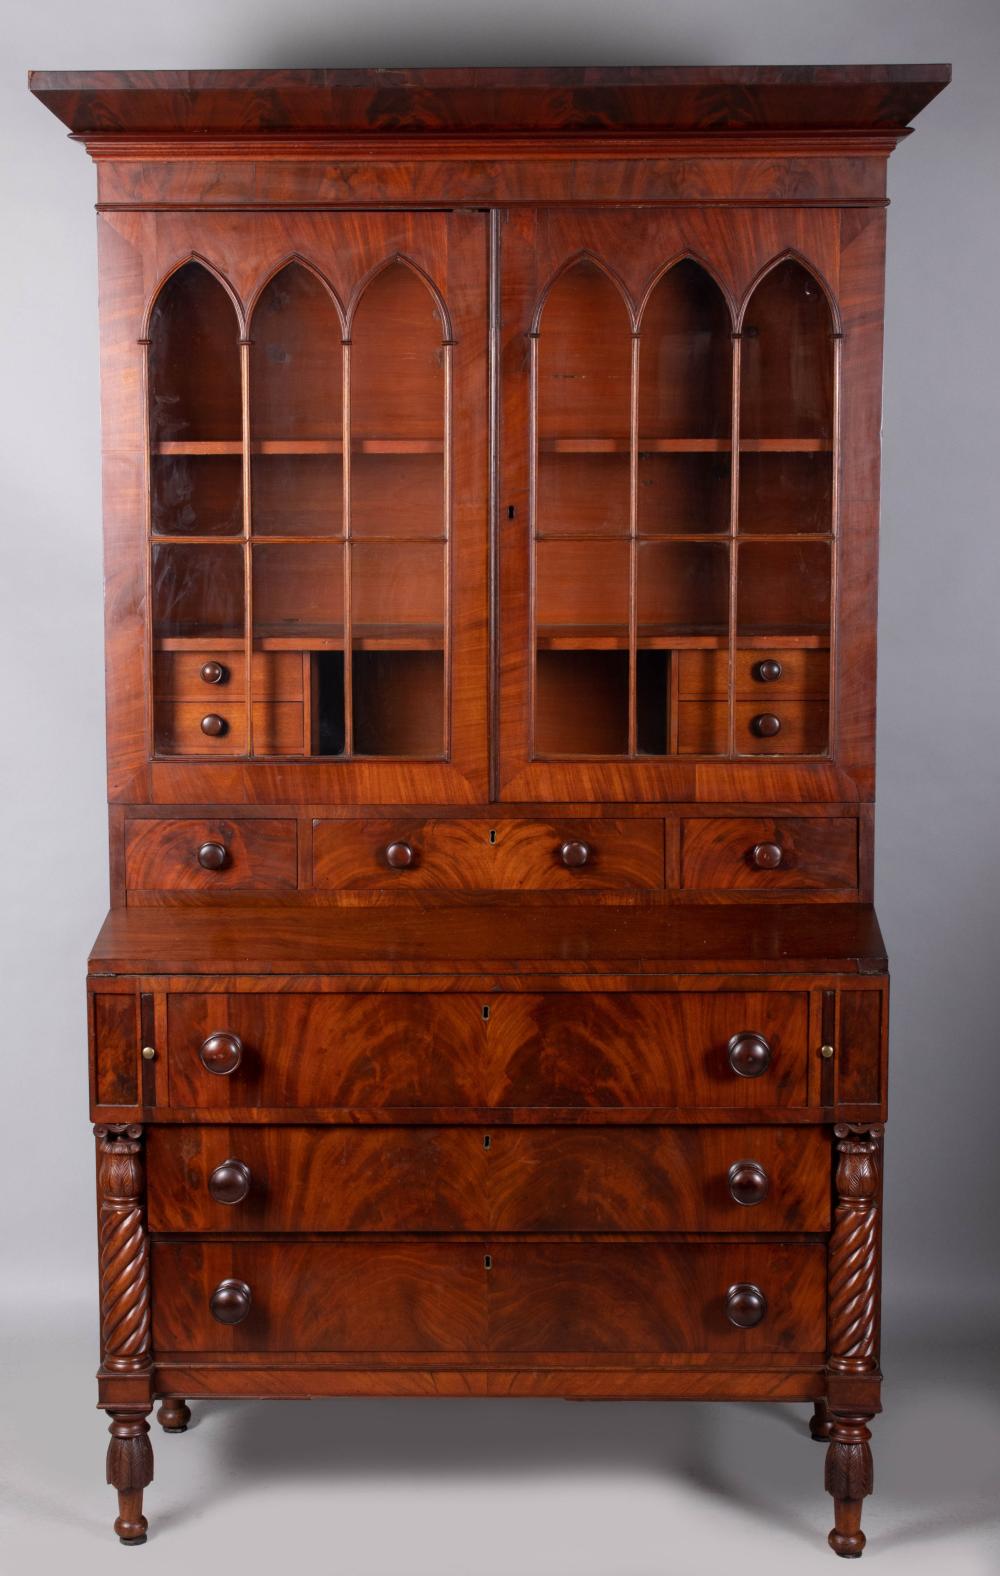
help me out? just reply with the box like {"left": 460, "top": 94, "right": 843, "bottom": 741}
{"left": 32, "top": 63, "right": 948, "bottom": 1555}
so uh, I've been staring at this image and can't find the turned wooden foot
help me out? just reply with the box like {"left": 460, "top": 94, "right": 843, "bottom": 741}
{"left": 810, "top": 1397, "right": 834, "bottom": 1441}
{"left": 106, "top": 1410, "right": 153, "bottom": 1544}
{"left": 825, "top": 1412, "right": 874, "bottom": 1557}
{"left": 157, "top": 1398, "right": 191, "bottom": 1433}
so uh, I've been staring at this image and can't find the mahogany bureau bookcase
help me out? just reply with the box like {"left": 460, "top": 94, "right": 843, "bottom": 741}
{"left": 31, "top": 65, "right": 949, "bottom": 1557}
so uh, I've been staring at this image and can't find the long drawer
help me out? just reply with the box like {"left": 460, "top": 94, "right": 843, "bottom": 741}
{"left": 165, "top": 990, "right": 810, "bottom": 1110}
{"left": 146, "top": 1125, "right": 831, "bottom": 1233}
{"left": 151, "top": 1240, "right": 826, "bottom": 1356}
{"left": 312, "top": 818, "right": 665, "bottom": 890}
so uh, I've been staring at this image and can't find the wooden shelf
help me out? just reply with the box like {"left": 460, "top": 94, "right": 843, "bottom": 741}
{"left": 154, "top": 441, "right": 242, "bottom": 456}
{"left": 539, "top": 437, "right": 831, "bottom": 455}
{"left": 254, "top": 623, "right": 445, "bottom": 652}
{"left": 155, "top": 438, "right": 445, "bottom": 457}
{"left": 536, "top": 625, "right": 831, "bottom": 652}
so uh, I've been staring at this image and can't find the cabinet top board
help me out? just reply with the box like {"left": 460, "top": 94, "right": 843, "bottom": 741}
{"left": 30, "top": 65, "right": 950, "bottom": 137}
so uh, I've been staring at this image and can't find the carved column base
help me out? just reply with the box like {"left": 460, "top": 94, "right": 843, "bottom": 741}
{"left": 157, "top": 1398, "right": 191, "bottom": 1433}
{"left": 825, "top": 1413, "right": 874, "bottom": 1558}
{"left": 106, "top": 1411, "right": 153, "bottom": 1544}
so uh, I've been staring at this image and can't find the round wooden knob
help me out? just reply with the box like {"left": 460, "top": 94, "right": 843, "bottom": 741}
{"left": 197, "top": 840, "right": 228, "bottom": 870}
{"left": 750, "top": 841, "right": 784, "bottom": 870}
{"left": 385, "top": 841, "right": 415, "bottom": 870}
{"left": 560, "top": 839, "right": 591, "bottom": 869}
{"left": 200, "top": 713, "right": 228, "bottom": 737}
{"left": 208, "top": 1159, "right": 251, "bottom": 1205}
{"left": 209, "top": 1279, "right": 252, "bottom": 1325}
{"left": 728, "top": 1160, "right": 770, "bottom": 1206}
{"left": 753, "top": 659, "right": 782, "bottom": 683}
{"left": 725, "top": 1282, "right": 767, "bottom": 1328}
{"left": 200, "top": 661, "right": 227, "bottom": 685}
{"left": 728, "top": 1032, "right": 772, "bottom": 1079}
{"left": 751, "top": 712, "right": 781, "bottom": 738}
{"left": 200, "top": 1032, "right": 243, "bottom": 1076}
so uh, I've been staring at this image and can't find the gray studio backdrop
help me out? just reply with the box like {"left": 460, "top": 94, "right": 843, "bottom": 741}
{"left": 1, "top": 0, "right": 997, "bottom": 1339}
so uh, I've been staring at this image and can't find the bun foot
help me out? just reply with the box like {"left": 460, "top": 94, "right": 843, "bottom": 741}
{"left": 810, "top": 1398, "right": 834, "bottom": 1442}
{"left": 829, "top": 1503, "right": 866, "bottom": 1558}
{"left": 157, "top": 1398, "right": 191, "bottom": 1433}
{"left": 115, "top": 1487, "right": 148, "bottom": 1544}
{"left": 825, "top": 1412, "right": 873, "bottom": 1559}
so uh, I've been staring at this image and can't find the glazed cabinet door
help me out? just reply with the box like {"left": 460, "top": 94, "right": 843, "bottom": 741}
{"left": 100, "top": 210, "right": 488, "bottom": 804}
{"left": 498, "top": 206, "right": 882, "bottom": 802}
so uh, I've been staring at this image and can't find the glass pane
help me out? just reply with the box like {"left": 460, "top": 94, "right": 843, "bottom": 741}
{"left": 737, "top": 540, "right": 831, "bottom": 637}
{"left": 535, "top": 651, "right": 629, "bottom": 756}
{"left": 638, "top": 260, "right": 731, "bottom": 439}
{"left": 151, "top": 542, "right": 245, "bottom": 755}
{"left": 148, "top": 262, "right": 242, "bottom": 536}
{"left": 349, "top": 262, "right": 448, "bottom": 757}
{"left": 739, "top": 451, "right": 832, "bottom": 534}
{"left": 250, "top": 263, "right": 343, "bottom": 540}
{"left": 637, "top": 452, "right": 731, "bottom": 535}
{"left": 637, "top": 541, "right": 730, "bottom": 638}
{"left": 740, "top": 260, "right": 833, "bottom": 441}
{"left": 536, "top": 539, "right": 630, "bottom": 641}
{"left": 252, "top": 542, "right": 344, "bottom": 640}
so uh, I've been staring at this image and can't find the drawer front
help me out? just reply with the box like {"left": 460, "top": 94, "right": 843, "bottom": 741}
{"left": 166, "top": 993, "right": 486, "bottom": 1108}
{"left": 681, "top": 817, "right": 858, "bottom": 892}
{"left": 252, "top": 702, "right": 306, "bottom": 755}
{"left": 677, "top": 648, "right": 829, "bottom": 700}
{"left": 125, "top": 818, "right": 297, "bottom": 892}
{"left": 312, "top": 818, "right": 664, "bottom": 890}
{"left": 487, "top": 991, "right": 810, "bottom": 1108}
{"left": 151, "top": 1240, "right": 825, "bottom": 1357}
{"left": 676, "top": 700, "right": 829, "bottom": 755}
{"left": 164, "top": 990, "right": 809, "bottom": 1111}
{"left": 488, "top": 1242, "right": 826, "bottom": 1355}
{"left": 154, "top": 649, "right": 245, "bottom": 700}
{"left": 152, "top": 1241, "right": 487, "bottom": 1354}
{"left": 146, "top": 1124, "right": 831, "bottom": 1233}
{"left": 154, "top": 699, "right": 247, "bottom": 756}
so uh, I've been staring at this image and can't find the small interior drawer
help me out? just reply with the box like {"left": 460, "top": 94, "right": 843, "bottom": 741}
{"left": 676, "top": 700, "right": 829, "bottom": 755}
{"left": 681, "top": 816, "right": 858, "bottom": 891}
{"left": 125, "top": 817, "right": 297, "bottom": 892}
{"left": 312, "top": 818, "right": 665, "bottom": 890}
{"left": 677, "top": 648, "right": 829, "bottom": 699}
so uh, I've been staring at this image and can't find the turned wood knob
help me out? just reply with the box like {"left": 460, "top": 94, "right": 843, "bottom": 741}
{"left": 200, "top": 1031, "right": 243, "bottom": 1076}
{"left": 753, "top": 659, "right": 782, "bottom": 683}
{"left": 560, "top": 839, "right": 591, "bottom": 868}
{"left": 209, "top": 1279, "right": 252, "bottom": 1325}
{"left": 728, "top": 1160, "right": 770, "bottom": 1206}
{"left": 200, "top": 661, "right": 227, "bottom": 685}
{"left": 727, "top": 1032, "right": 772, "bottom": 1079}
{"left": 208, "top": 1158, "right": 251, "bottom": 1205}
{"left": 750, "top": 712, "right": 781, "bottom": 738}
{"left": 200, "top": 712, "right": 228, "bottom": 737}
{"left": 197, "top": 840, "right": 228, "bottom": 870}
{"left": 750, "top": 841, "right": 783, "bottom": 870}
{"left": 385, "top": 840, "right": 415, "bottom": 869}
{"left": 725, "top": 1283, "right": 767, "bottom": 1328}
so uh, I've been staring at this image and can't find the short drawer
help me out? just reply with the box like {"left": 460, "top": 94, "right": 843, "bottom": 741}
{"left": 151, "top": 1239, "right": 826, "bottom": 1357}
{"left": 154, "top": 700, "right": 246, "bottom": 755}
{"left": 676, "top": 700, "right": 829, "bottom": 755}
{"left": 125, "top": 818, "right": 297, "bottom": 892}
{"left": 677, "top": 648, "right": 829, "bottom": 700}
{"left": 154, "top": 649, "right": 245, "bottom": 700}
{"left": 146, "top": 1125, "right": 831, "bottom": 1233}
{"left": 164, "top": 989, "right": 809, "bottom": 1110}
{"left": 681, "top": 817, "right": 858, "bottom": 892}
{"left": 312, "top": 818, "right": 665, "bottom": 890}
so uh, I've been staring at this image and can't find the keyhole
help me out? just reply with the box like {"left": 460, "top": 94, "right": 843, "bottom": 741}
{"left": 481, "top": 1004, "right": 491, "bottom": 1022}
{"left": 483, "top": 1134, "right": 491, "bottom": 1151}
{"left": 488, "top": 827, "right": 498, "bottom": 846}
{"left": 484, "top": 1255, "right": 492, "bottom": 1271}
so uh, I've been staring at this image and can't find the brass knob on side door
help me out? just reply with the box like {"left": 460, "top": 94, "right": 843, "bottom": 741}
{"left": 197, "top": 840, "right": 228, "bottom": 871}
{"left": 725, "top": 1283, "right": 767, "bottom": 1328}
{"left": 208, "top": 1159, "right": 252, "bottom": 1205}
{"left": 727, "top": 1032, "right": 772, "bottom": 1079}
{"left": 728, "top": 1160, "right": 769, "bottom": 1206}
{"left": 200, "top": 1032, "right": 243, "bottom": 1076}
{"left": 559, "top": 839, "right": 591, "bottom": 868}
{"left": 385, "top": 841, "right": 415, "bottom": 870}
{"left": 209, "top": 1279, "right": 252, "bottom": 1325}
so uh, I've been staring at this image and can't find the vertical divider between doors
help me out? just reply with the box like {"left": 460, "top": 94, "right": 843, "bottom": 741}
{"left": 139, "top": 336, "right": 155, "bottom": 763}
{"left": 443, "top": 335, "right": 454, "bottom": 761}
{"left": 488, "top": 211, "right": 501, "bottom": 801}
{"left": 727, "top": 329, "right": 742, "bottom": 759}
{"left": 829, "top": 326, "right": 844, "bottom": 763}
{"left": 527, "top": 329, "right": 539, "bottom": 766}
{"left": 342, "top": 335, "right": 354, "bottom": 758}
{"left": 628, "top": 329, "right": 640, "bottom": 758}
{"left": 240, "top": 338, "right": 253, "bottom": 758}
